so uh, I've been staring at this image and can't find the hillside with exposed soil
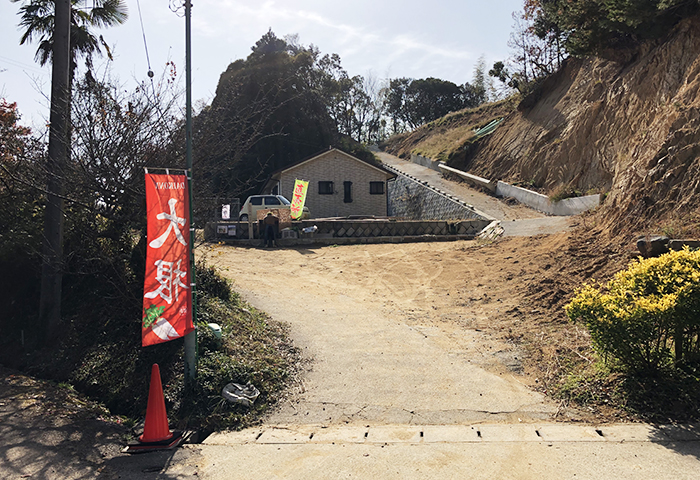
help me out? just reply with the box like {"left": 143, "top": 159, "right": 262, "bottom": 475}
{"left": 384, "top": 14, "right": 700, "bottom": 238}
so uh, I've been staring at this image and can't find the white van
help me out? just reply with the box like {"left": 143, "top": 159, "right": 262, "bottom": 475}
{"left": 238, "top": 195, "right": 309, "bottom": 221}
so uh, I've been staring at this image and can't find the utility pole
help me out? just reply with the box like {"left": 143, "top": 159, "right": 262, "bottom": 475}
{"left": 38, "top": 0, "right": 71, "bottom": 347}
{"left": 183, "top": 0, "right": 197, "bottom": 386}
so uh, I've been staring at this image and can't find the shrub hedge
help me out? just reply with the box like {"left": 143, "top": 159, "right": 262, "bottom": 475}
{"left": 566, "top": 247, "right": 700, "bottom": 372}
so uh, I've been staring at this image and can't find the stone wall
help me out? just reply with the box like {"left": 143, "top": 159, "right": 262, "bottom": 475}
{"left": 306, "top": 218, "right": 490, "bottom": 238}
{"left": 205, "top": 217, "right": 491, "bottom": 244}
{"left": 385, "top": 166, "right": 490, "bottom": 221}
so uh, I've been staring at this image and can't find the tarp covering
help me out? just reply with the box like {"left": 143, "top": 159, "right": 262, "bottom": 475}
{"left": 472, "top": 118, "right": 504, "bottom": 138}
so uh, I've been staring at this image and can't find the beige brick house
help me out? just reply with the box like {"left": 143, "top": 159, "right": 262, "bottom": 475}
{"left": 262, "top": 148, "right": 395, "bottom": 218}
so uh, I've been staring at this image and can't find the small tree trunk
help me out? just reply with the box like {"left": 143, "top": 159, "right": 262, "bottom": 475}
{"left": 38, "top": 0, "right": 71, "bottom": 347}
{"left": 674, "top": 324, "right": 684, "bottom": 365}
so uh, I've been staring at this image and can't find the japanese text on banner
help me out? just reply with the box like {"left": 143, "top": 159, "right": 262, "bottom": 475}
{"left": 142, "top": 173, "right": 194, "bottom": 347}
{"left": 290, "top": 179, "right": 308, "bottom": 220}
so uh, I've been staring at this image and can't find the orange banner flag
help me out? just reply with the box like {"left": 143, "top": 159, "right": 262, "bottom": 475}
{"left": 142, "top": 173, "right": 194, "bottom": 347}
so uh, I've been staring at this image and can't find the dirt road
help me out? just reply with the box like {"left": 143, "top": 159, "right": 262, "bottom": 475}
{"left": 204, "top": 239, "right": 565, "bottom": 425}
{"left": 375, "top": 151, "right": 574, "bottom": 236}
{"left": 196, "top": 239, "right": 700, "bottom": 480}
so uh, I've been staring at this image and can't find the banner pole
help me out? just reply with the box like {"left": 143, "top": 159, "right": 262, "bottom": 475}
{"left": 183, "top": 0, "right": 197, "bottom": 387}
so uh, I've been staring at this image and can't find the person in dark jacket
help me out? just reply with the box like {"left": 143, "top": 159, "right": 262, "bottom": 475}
{"left": 263, "top": 212, "right": 279, "bottom": 247}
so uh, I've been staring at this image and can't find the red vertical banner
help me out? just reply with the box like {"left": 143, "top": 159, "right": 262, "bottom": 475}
{"left": 142, "top": 173, "right": 194, "bottom": 347}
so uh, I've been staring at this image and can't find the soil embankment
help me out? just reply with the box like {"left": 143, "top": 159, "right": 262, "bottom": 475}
{"left": 385, "top": 14, "right": 700, "bottom": 238}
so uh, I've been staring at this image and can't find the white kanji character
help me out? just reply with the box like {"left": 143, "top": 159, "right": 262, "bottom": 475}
{"left": 144, "top": 259, "right": 188, "bottom": 304}
{"left": 149, "top": 198, "right": 187, "bottom": 248}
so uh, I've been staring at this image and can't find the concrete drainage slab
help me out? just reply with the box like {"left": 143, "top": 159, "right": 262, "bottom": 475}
{"left": 475, "top": 424, "right": 542, "bottom": 442}
{"left": 422, "top": 425, "right": 481, "bottom": 443}
{"left": 365, "top": 426, "right": 423, "bottom": 444}
{"left": 255, "top": 426, "right": 316, "bottom": 444}
{"left": 536, "top": 425, "right": 606, "bottom": 442}
{"left": 309, "top": 426, "right": 369, "bottom": 444}
{"left": 595, "top": 424, "right": 660, "bottom": 442}
{"left": 203, "top": 428, "right": 263, "bottom": 446}
{"left": 202, "top": 423, "right": 700, "bottom": 446}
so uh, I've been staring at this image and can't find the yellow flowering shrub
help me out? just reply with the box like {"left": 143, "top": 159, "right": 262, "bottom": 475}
{"left": 566, "top": 248, "right": 700, "bottom": 371}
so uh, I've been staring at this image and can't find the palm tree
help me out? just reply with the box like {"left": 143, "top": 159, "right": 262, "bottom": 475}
{"left": 13, "top": 0, "right": 128, "bottom": 74}
{"left": 12, "top": 0, "right": 128, "bottom": 346}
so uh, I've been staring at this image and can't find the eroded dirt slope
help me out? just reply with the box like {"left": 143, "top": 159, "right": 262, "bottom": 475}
{"left": 386, "top": 14, "right": 700, "bottom": 237}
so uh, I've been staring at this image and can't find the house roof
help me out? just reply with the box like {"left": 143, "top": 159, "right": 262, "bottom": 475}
{"left": 266, "top": 148, "right": 396, "bottom": 181}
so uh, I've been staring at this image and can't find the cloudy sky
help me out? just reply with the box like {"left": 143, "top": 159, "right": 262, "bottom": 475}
{"left": 1, "top": 0, "right": 523, "bottom": 128}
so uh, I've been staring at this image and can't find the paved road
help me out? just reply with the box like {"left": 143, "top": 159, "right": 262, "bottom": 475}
{"left": 376, "top": 151, "right": 574, "bottom": 236}
{"left": 198, "top": 424, "right": 700, "bottom": 480}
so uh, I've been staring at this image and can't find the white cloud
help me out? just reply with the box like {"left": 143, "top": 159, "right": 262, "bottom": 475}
{"left": 389, "top": 34, "right": 472, "bottom": 60}
{"left": 0, "top": 0, "right": 520, "bottom": 122}
{"left": 190, "top": 0, "right": 478, "bottom": 84}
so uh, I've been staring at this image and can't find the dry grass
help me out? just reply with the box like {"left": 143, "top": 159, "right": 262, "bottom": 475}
{"left": 412, "top": 126, "right": 476, "bottom": 162}
{"left": 382, "top": 96, "right": 519, "bottom": 162}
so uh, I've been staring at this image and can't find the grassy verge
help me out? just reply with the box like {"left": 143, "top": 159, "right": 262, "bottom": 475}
{"left": 2, "top": 262, "right": 300, "bottom": 435}
{"left": 541, "top": 349, "right": 700, "bottom": 423}
{"left": 380, "top": 96, "right": 519, "bottom": 162}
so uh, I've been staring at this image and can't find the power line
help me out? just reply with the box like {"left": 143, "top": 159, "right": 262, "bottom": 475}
{"left": 0, "top": 55, "right": 48, "bottom": 76}
{"left": 135, "top": 0, "right": 153, "bottom": 78}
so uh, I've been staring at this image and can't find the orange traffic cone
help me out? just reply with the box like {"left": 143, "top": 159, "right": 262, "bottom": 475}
{"left": 125, "top": 363, "right": 184, "bottom": 453}
{"left": 140, "top": 363, "right": 173, "bottom": 442}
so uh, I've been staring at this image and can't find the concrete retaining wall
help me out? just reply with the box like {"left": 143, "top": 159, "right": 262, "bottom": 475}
{"left": 384, "top": 166, "right": 491, "bottom": 221}
{"left": 205, "top": 217, "right": 491, "bottom": 245}
{"left": 410, "top": 154, "right": 442, "bottom": 172}
{"left": 495, "top": 181, "right": 601, "bottom": 216}
{"left": 405, "top": 159, "right": 601, "bottom": 217}
{"left": 438, "top": 164, "right": 497, "bottom": 193}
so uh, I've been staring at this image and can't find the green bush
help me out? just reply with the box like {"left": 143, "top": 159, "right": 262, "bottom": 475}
{"left": 565, "top": 248, "right": 700, "bottom": 372}
{"left": 536, "top": 0, "right": 700, "bottom": 55}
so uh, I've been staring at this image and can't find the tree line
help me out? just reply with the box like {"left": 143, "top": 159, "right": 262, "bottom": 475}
{"left": 193, "top": 30, "right": 494, "bottom": 203}
{"left": 490, "top": 0, "right": 700, "bottom": 94}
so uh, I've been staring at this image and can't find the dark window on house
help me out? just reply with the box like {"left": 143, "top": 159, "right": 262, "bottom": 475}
{"left": 344, "top": 181, "right": 353, "bottom": 203}
{"left": 369, "top": 181, "right": 385, "bottom": 195}
{"left": 318, "top": 181, "right": 334, "bottom": 194}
